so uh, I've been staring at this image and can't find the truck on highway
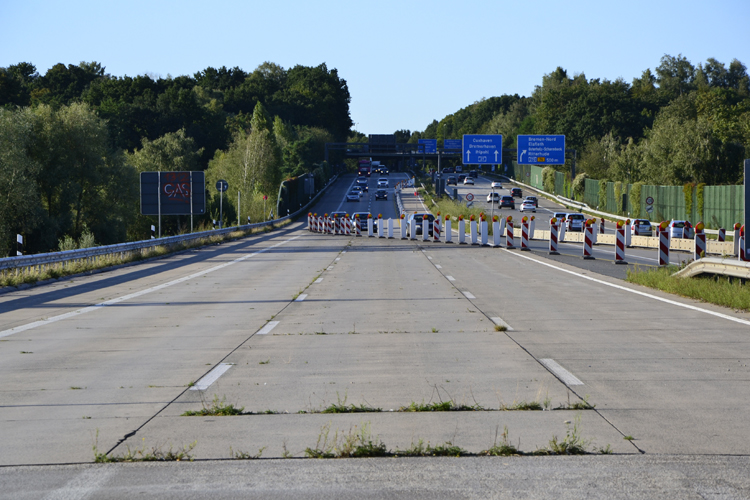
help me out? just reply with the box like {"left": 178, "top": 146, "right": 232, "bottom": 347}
{"left": 357, "top": 158, "right": 372, "bottom": 177}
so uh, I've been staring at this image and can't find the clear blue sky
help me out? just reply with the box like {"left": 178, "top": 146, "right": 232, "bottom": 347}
{"left": 2, "top": 0, "right": 749, "bottom": 136}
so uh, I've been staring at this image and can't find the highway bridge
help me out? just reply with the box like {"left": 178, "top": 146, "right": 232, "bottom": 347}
{"left": 1, "top": 174, "right": 749, "bottom": 498}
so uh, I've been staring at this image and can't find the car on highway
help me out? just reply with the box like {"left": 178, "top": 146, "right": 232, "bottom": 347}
{"left": 566, "top": 213, "right": 585, "bottom": 231}
{"left": 669, "top": 220, "right": 694, "bottom": 239}
{"left": 406, "top": 213, "right": 435, "bottom": 237}
{"left": 330, "top": 211, "right": 347, "bottom": 220}
{"left": 510, "top": 187, "right": 523, "bottom": 198}
{"left": 346, "top": 191, "right": 360, "bottom": 202}
{"left": 442, "top": 167, "right": 455, "bottom": 174}
{"left": 351, "top": 212, "right": 371, "bottom": 231}
{"left": 469, "top": 170, "right": 478, "bottom": 178}
{"left": 487, "top": 192, "right": 500, "bottom": 203}
{"left": 375, "top": 189, "right": 387, "bottom": 200}
{"left": 355, "top": 177, "right": 368, "bottom": 191}
{"left": 519, "top": 200, "right": 536, "bottom": 212}
{"left": 499, "top": 195, "right": 515, "bottom": 209}
{"left": 382, "top": 170, "right": 389, "bottom": 175}
{"left": 463, "top": 177, "right": 474, "bottom": 185}
{"left": 352, "top": 185, "right": 364, "bottom": 197}
{"left": 377, "top": 178, "right": 389, "bottom": 188}
{"left": 491, "top": 181, "right": 503, "bottom": 189}
{"left": 524, "top": 196, "right": 538, "bottom": 207}
{"left": 458, "top": 174, "right": 467, "bottom": 183}
{"left": 551, "top": 212, "right": 567, "bottom": 223}
{"left": 630, "top": 219, "right": 652, "bottom": 236}
{"left": 446, "top": 176, "right": 457, "bottom": 185}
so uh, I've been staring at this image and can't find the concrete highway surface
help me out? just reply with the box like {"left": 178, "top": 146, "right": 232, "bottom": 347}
{"left": 1, "top": 173, "right": 749, "bottom": 499}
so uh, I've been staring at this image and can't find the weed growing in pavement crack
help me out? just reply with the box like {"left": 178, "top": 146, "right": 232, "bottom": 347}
{"left": 181, "top": 395, "right": 245, "bottom": 416}
{"left": 93, "top": 430, "right": 196, "bottom": 462}
{"left": 533, "top": 415, "right": 590, "bottom": 455}
{"left": 259, "top": 359, "right": 270, "bottom": 364}
{"left": 494, "top": 325, "right": 507, "bottom": 332}
{"left": 480, "top": 425, "right": 520, "bottom": 456}
{"left": 305, "top": 422, "right": 388, "bottom": 458}
{"left": 395, "top": 440, "right": 467, "bottom": 457}
{"left": 321, "top": 393, "right": 382, "bottom": 413}
{"left": 230, "top": 446, "right": 266, "bottom": 459}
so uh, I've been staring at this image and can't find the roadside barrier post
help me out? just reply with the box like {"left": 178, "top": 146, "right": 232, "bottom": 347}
{"left": 625, "top": 219, "right": 632, "bottom": 247}
{"left": 377, "top": 215, "right": 384, "bottom": 238}
{"left": 658, "top": 221, "right": 670, "bottom": 266}
{"left": 740, "top": 226, "right": 747, "bottom": 262}
{"left": 458, "top": 217, "right": 466, "bottom": 245}
{"left": 470, "top": 217, "right": 478, "bottom": 245}
{"left": 400, "top": 214, "right": 407, "bottom": 240}
{"left": 445, "top": 216, "right": 453, "bottom": 243}
{"left": 318, "top": 216, "right": 323, "bottom": 233}
{"left": 718, "top": 227, "right": 726, "bottom": 242}
{"left": 308, "top": 213, "right": 313, "bottom": 231}
{"left": 480, "top": 217, "right": 488, "bottom": 246}
{"left": 694, "top": 222, "right": 706, "bottom": 260}
{"left": 591, "top": 220, "right": 598, "bottom": 245}
{"left": 354, "top": 216, "right": 361, "bottom": 236}
{"left": 367, "top": 216, "right": 374, "bottom": 237}
{"left": 499, "top": 217, "right": 506, "bottom": 239}
{"left": 324, "top": 214, "right": 330, "bottom": 234}
{"left": 549, "top": 219, "right": 559, "bottom": 255}
{"left": 521, "top": 217, "right": 530, "bottom": 251}
{"left": 600, "top": 217, "right": 605, "bottom": 234}
{"left": 433, "top": 216, "right": 441, "bottom": 242}
{"left": 529, "top": 216, "right": 536, "bottom": 239}
{"left": 582, "top": 220, "right": 594, "bottom": 260}
{"left": 506, "top": 217, "right": 514, "bottom": 249}
{"left": 387, "top": 218, "right": 393, "bottom": 238}
{"left": 559, "top": 217, "right": 566, "bottom": 242}
{"left": 422, "top": 219, "right": 430, "bottom": 241}
{"left": 492, "top": 216, "right": 501, "bottom": 247}
{"left": 409, "top": 216, "right": 416, "bottom": 240}
{"left": 614, "top": 221, "right": 627, "bottom": 264}
{"left": 734, "top": 223, "right": 741, "bottom": 256}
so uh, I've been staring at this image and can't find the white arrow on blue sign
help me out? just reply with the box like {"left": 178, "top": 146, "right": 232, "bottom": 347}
{"left": 517, "top": 135, "right": 565, "bottom": 165}
{"left": 462, "top": 134, "right": 502, "bottom": 165}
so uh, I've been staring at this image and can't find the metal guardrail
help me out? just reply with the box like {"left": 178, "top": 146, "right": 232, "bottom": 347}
{"left": 673, "top": 257, "right": 750, "bottom": 279}
{"left": 1, "top": 175, "right": 339, "bottom": 274}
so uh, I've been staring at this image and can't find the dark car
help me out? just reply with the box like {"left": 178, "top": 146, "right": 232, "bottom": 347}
{"left": 446, "top": 176, "right": 457, "bottom": 185}
{"left": 469, "top": 170, "right": 478, "bottom": 178}
{"left": 458, "top": 174, "right": 467, "bottom": 183}
{"left": 355, "top": 177, "right": 368, "bottom": 191}
{"left": 499, "top": 195, "right": 515, "bottom": 209}
{"left": 375, "top": 189, "right": 387, "bottom": 200}
{"left": 407, "top": 213, "right": 435, "bottom": 236}
{"left": 524, "top": 196, "right": 538, "bottom": 207}
{"left": 510, "top": 187, "right": 523, "bottom": 198}
{"left": 442, "top": 167, "right": 455, "bottom": 174}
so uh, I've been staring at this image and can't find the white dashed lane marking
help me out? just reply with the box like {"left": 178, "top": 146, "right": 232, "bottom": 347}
{"left": 257, "top": 321, "right": 280, "bottom": 335}
{"left": 539, "top": 359, "right": 584, "bottom": 386}
{"left": 314, "top": 278, "right": 323, "bottom": 283}
{"left": 446, "top": 276, "right": 455, "bottom": 281}
{"left": 462, "top": 291, "right": 476, "bottom": 299}
{"left": 295, "top": 294, "right": 307, "bottom": 302}
{"left": 189, "top": 363, "right": 234, "bottom": 391}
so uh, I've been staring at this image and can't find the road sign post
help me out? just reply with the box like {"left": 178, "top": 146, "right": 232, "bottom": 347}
{"left": 216, "top": 179, "right": 228, "bottom": 229}
{"left": 517, "top": 135, "right": 566, "bottom": 165}
{"left": 462, "top": 135, "right": 503, "bottom": 165}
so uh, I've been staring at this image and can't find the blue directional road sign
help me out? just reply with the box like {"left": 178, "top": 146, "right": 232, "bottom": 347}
{"left": 418, "top": 139, "right": 437, "bottom": 154}
{"left": 443, "top": 139, "right": 462, "bottom": 150}
{"left": 462, "top": 134, "right": 503, "bottom": 165}
{"left": 517, "top": 135, "right": 565, "bottom": 165}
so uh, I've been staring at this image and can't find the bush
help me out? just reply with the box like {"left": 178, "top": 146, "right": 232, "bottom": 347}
{"left": 598, "top": 179, "right": 607, "bottom": 210}
{"left": 542, "top": 167, "right": 555, "bottom": 193}
{"left": 572, "top": 173, "right": 588, "bottom": 201}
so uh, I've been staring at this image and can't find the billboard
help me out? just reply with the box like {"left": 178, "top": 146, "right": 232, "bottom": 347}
{"left": 140, "top": 171, "right": 206, "bottom": 216}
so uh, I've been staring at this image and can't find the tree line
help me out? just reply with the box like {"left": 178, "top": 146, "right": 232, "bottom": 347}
{"left": 0, "top": 61, "right": 352, "bottom": 256}
{"left": 398, "top": 54, "right": 750, "bottom": 187}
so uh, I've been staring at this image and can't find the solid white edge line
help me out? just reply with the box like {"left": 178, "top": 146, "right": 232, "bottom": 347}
{"left": 463, "top": 291, "right": 476, "bottom": 299}
{"left": 490, "top": 317, "right": 514, "bottom": 331}
{"left": 189, "top": 363, "right": 234, "bottom": 391}
{"left": 0, "top": 236, "right": 300, "bottom": 339}
{"left": 503, "top": 248, "right": 750, "bottom": 327}
{"left": 295, "top": 294, "right": 307, "bottom": 302}
{"left": 257, "top": 320, "right": 280, "bottom": 335}
{"left": 539, "top": 358, "right": 584, "bottom": 386}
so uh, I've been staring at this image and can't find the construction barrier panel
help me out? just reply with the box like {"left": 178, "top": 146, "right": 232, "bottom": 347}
{"left": 470, "top": 219, "right": 478, "bottom": 245}
{"left": 422, "top": 219, "right": 430, "bottom": 241}
{"left": 458, "top": 219, "right": 466, "bottom": 245}
{"left": 445, "top": 218, "right": 453, "bottom": 243}
{"left": 658, "top": 222, "right": 670, "bottom": 266}
{"left": 549, "top": 220, "right": 559, "bottom": 255}
{"left": 582, "top": 222, "right": 594, "bottom": 260}
{"left": 615, "top": 223, "right": 627, "bottom": 264}
{"left": 434, "top": 217, "right": 441, "bottom": 242}
{"left": 480, "top": 219, "right": 488, "bottom": 246}
{"left": 506, "top": 218, "right": 514, "bottom": 249}
{"left": 521, "top": 218, "right": 530, "bottom": 251}
{"left": 694, "top": 222, "right": 706, "bottom": 260}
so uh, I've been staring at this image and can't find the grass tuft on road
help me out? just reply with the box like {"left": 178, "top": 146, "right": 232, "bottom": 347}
{"left": 181, "top": 395, "right": 245, "bottom": 416}
{"left": 626, "top": 265, "right": 750, "bottom": 312}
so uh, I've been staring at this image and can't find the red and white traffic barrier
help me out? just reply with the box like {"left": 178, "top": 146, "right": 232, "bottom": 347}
{"left": 600, "top": 217, "right": 605, "bottom": 234}
{"left": 740, "top": 226, "right": 747, "bottom": 262}
{"left": 582, "top": 221, "right": 594, "bottom": 260}
{"left": 614, "top": 223, "right": 627, "bottom": 264}
{"left": 549, "top": 220, "right": 559, "bottom": 255}
{"left": 355, "top": 217, "right": 362, "bottom": 236}
{"left": 734, "top": 223, "right": 741, "bottom": 256}
{"left": 506, "top": 218, "right": 514, "bottom": 249}
{"left": 308, "top": 213, "right": 313, "bottom": 231}
{"left": 334, "top": 216, "right": 341, "bottom": 234}
{"left": 345, "top": 216, "right": 351, "bottom": 235}
{"left": 458, "top": 217, "right": 466, "bottom": 244}
{"left": 433, "top": 216, "right": 441, "bottom": 242}
{"left": 658, "top": 222, "right": 670, "bottom": 266}
{"left": 717, "top": 227, "right": 726, "bottom": 242}
{"left": 445, "top": 216, "right": 453, "bottom": 243}
{"left": 694, "top": 222, "right": 706, "bottom": 260}
{"left": 520, "top": 217, "right": 530, "bottom": 251}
